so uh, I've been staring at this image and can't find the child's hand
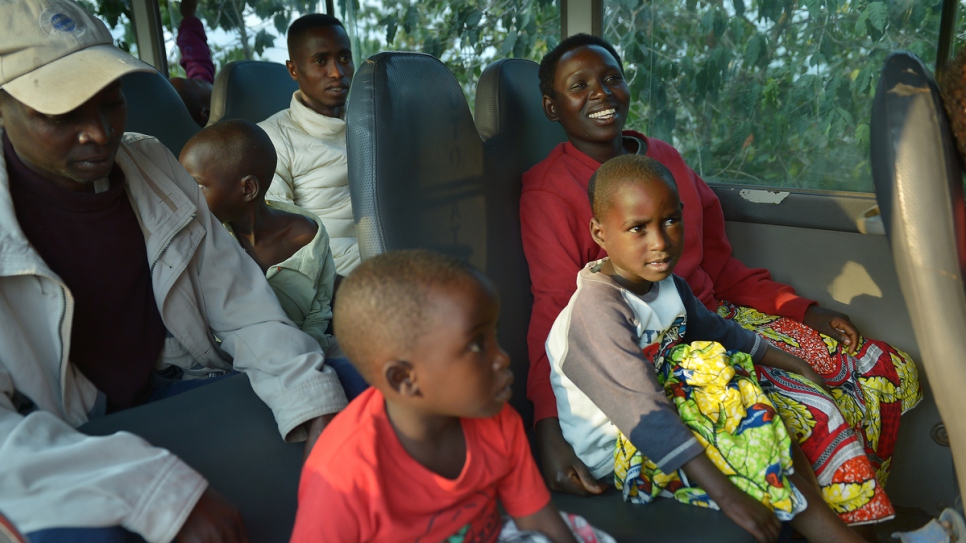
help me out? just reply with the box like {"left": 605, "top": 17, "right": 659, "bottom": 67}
{"left": 759, "top": 346, "right": 832, "bottom": 395}
{"left": 535, "top": 418, "right": 607, "bottom": 496}
{"left": 803, "top": 305, "right": 861, "bottom": 355}
{"left": 798, "top": 365, "right": 833, "bottom": 396}
{"left": 717, "top": 487, "right": 782, "bottom": 543}
{"left": 682, "top": 455, "right": 779, "bottom": 543}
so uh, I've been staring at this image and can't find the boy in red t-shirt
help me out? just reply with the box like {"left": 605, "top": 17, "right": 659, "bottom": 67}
{"left": 290, "top": 250, "right": 612, "bottom": 543}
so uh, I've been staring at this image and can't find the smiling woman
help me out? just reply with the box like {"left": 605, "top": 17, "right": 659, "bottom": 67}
{"left": 521, "top": 33, "right": 922, "bottom": 530}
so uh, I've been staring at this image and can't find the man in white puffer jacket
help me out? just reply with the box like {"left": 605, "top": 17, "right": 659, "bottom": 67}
{"left": 0, "top": 1, "right": 348, "bottom": 541}
{"left": 260, "top": 13, "right": 360, "bottom": 276}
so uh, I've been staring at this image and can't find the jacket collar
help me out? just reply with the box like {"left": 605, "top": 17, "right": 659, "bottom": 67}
{"left": 288, "top": 91, "right": 347, "bottom": 140}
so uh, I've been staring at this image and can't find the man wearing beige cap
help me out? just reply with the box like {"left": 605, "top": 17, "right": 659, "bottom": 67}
{"left": 0, "top": 0, "right": 349, "bottom": 541}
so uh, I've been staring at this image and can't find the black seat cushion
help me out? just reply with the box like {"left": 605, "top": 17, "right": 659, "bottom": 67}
{"left": 208, "top": 60, "right": 298, "bottom": 125}
{"left": 121, "top": 70, "right": 200, "bottom": 157}
{"left": 80, "top": 375, "right": 302, "bottom": 543}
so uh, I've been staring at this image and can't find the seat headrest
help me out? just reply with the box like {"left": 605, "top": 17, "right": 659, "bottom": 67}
{"left": 208, "top": 60, "right": 298, "bottom": 125}
{"left": 346, "top": 51, "right": 486, "bottom": 269}
{"left": 475, "top": 58, "right": 567, "bottom": 167}
{"left": 121, "top": 70, "right": 200, "bottom": 157}
{"left": 870, "top": 50, "right": 966, "bottom": 273}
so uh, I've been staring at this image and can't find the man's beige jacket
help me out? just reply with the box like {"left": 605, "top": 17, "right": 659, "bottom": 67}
{"left": 0, "top": 132, "right": 348, "bottom": 541}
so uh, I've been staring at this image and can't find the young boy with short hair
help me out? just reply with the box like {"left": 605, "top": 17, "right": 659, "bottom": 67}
{"left": 291, "top": 250, "right": 613, "bottom": 543}
{"left": 547, "top": 155, "right": 869, "bottom": 542}
{"left": 179, "top": 120, "right": 367, "bottom": 397}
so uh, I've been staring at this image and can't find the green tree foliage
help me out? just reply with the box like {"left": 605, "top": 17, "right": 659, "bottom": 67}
{"left": 605, "top": 0, "right": 949, "bottom": 191}
{"left": 342, "top": 0, "right": 560, "bottom": 106}
{"left": 86, "top": 0, "right": 959, "bottom": 192}
{"left": 87, "top": 0, "right": 312, "bottom": 75}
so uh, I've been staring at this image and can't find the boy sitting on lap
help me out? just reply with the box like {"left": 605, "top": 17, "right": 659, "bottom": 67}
{"left": 548, "top": 155, "right": 869, "bottom": 542}
{"left": 291, "top": 250, "right": 613, "bottom": 543}
{"left": 180, "top": 120, "right": 366, "bottom": 397}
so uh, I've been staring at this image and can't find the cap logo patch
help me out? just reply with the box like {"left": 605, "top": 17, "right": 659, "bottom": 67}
{"left": 39, "top": 7, "right": 86, "bottom": 37}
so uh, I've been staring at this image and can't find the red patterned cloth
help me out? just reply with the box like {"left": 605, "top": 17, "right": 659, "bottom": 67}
{"left": 720, "top": 301, "right": 922, "bottom": 524}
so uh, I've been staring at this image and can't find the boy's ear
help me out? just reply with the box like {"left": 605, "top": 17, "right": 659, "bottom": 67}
{"left": 542, "top": 95, "right": 558, "bottom": 123}
{"left": 590, "top": 217, "right": 606, "bottom": 249}
{"left": 285, "top": 59, "right": 298, "bottom": 81}
{"left": 384, "top": 360, "right": 420, "bottom": 397}
{"left": 241, "top": 175, "right": 260, "bottom": 202}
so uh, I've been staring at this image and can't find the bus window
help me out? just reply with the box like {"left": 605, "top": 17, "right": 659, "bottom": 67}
{"left": 83, "top": 0, "right": 306, "bottom": 77}
{"left": 604, "top": 0, "right": 952, "bottom": 193}
{"left": 343, "top": 0, "right": 560, "bottom": 109}
{"left": 79, "top": 0, "right": 139, "bottom": 57}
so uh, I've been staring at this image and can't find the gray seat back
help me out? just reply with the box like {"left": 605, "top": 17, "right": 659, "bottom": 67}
{"left": 346, "top": 51, "right": 534, "bottom": 414}
{"left": 869, "top": 50, "right": 966, "bottom": 497}
{"left": 472, "top": 58, "right": 568, "bottom": 427}
{"left": 208, "top": 60, "right": 298, "bottom": 125}
{"left": 121, "top": 70, "right": 200, "bottom": 157}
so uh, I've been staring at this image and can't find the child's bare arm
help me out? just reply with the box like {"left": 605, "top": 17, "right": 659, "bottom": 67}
{"left": 682, "top": 454, "right": 781, "bottom": 543}
{"left": 512, "top": 502, "right": 579, "bottom": 543}
{"left": 758, "top": 344, "right": 831, "bottom": 394}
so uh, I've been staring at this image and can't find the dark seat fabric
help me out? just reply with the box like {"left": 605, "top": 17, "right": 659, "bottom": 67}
{"left": 869, "top": 51, "right": 966, "bottom": 496}
{"left": 207, "top": 60, "right": 298, "bottom": 125}
{"left": 80, "top": 375, "right": 302, "bottom": 543}
{"left": 121, "top": 70, "right": 200, "bottom": 157}
{"left": 472, "top": 58, "right": 568, "bottom": 429}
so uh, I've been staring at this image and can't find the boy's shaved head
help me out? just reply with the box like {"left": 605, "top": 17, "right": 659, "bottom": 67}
{"left": 182, "top": 119, "right": 277, "bottom": 198}
{"left": 334, "top": 250, "right": 486, "bottom": 382}
{"left": 539, "top": 33, "right": 623, "bottom": 99}
{"left": 941, "top": 47, "right": 966, "bottom": 163}
{"left": 589, "top": 155, "right": 678, "bottom": 218}
{"left": 287, "top": 13, "right": 345, "bottom": 56}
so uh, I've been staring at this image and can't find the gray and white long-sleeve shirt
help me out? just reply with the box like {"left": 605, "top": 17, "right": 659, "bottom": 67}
{"left": 547, "top": 259, "right": 765, "bottom": 479}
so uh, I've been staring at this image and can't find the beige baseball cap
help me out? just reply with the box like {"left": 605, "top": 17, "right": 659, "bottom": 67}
{"left": 0, "top": 0, "right": 154, "bottom": 115}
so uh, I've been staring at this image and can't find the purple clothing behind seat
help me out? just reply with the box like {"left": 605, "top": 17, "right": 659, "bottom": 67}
{"left": 4, "top": 134, "right": 166, "bottom": 412}
{"left": 177, "top": 16, "right": 215, "bottom": 83}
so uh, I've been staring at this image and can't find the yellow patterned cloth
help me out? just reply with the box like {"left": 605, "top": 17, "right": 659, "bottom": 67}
{"left": 614, "top": 341, "right": 806, "bottom": 519}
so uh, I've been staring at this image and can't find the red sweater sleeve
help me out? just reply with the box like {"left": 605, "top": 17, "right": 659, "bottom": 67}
{"left": 520, "top": 149, "right": 604, "bottom": 423}
{"left": 687, "top": 167, "right": 815, "bottom": 321}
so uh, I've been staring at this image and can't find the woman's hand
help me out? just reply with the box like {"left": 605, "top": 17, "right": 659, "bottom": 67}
{"left": 535, "top": 418, "right": 607, "bottom": 496}
{"left": 803, "top": 305, "right": 860, "bottom": 355}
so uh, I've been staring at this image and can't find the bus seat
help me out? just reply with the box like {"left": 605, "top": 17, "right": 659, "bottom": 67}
{"left": 208, "top": 60, "right": 298, "bottom": 125}
{"left": 475, "top": 58, "right": 567, "bottom": 165}
{"left": 870, "top": 50, "right": 966, "bottom": 498}
{"left": 121, "top": 70, "right": 200, "bottom": 157}
{"left": 472, "top": 58, "right": 568, "bottom": 430}
{"left": 347, "top": 51, "right": 754, "bottom": 543}
{"left": 80, "top": 374, "right": 302, "bottom": 543}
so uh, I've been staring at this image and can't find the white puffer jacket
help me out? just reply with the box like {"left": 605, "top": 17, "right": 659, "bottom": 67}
{"left": 260, "top": 92, "right": 360, "bottom": 275}
{"left": 0, "top": 132, "right": 348, "bottom": 541}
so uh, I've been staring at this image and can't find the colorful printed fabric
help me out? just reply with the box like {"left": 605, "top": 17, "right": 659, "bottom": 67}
{"left": 498, "top": 512, "right": 616, "bottom": 543}
{"left": 615, "top": 342, "right": 808, "bottom": 520}
{"left": 717, "top": 301, "right": 922, "bottom": 487}
{"left": 754, "top": 365, "right": 895, "bottom": 524}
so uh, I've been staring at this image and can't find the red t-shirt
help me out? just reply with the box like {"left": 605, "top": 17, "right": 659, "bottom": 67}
{"left": 519, "top": 132, "right": 815, "bottom": 423}
{"left": 291, "top": 388, "right": 551, "bottom": 542}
